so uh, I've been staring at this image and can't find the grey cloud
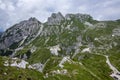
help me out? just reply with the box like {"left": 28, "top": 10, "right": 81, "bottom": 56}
{"left": 0, "top": 0, "right": 120, "bottom": 31}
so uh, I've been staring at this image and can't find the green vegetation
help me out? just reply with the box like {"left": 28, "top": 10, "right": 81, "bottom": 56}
{"left": 28, "top": 48, "right": 51, "bottom": 64}
{"left": 0, "top": 56, "right": 44, "bottom": 80}
{"left": 1, "top": 13, "right": 120, "bottom": 80}
{"left": 43, "top": 57, "right": 62, "bottom": 73}
{"left": 80, "top": 53, "right": 112, "bottom": 80}
{"left": 108, "top": 47, "right": 120, "bottom": 71}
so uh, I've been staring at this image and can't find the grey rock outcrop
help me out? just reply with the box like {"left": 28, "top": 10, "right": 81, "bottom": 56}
{"left": 0, "top": 17, "right": 41, "bottom": 49}
{"left": 113, "top": 27, "right": 120, "bottom": 36}
{"left": 47, "top": 12, "right": 65, "bottom": 25}
{"left": 65, "top": 13, "right": 93, "bottom": 22}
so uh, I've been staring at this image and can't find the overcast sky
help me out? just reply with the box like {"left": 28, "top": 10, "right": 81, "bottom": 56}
{"left": 0, "top": 0, "right": 120, "bottom": 31}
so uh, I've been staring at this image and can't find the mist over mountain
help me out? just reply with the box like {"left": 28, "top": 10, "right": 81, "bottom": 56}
{"left": 0, "top": 12, "right": 120, "bottom": 80}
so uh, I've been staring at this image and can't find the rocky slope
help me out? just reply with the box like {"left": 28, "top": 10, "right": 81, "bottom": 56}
{"left": 0, "top": 12, "right": 120, "bottom": 80}
{"left": 0, "top": 17, "right": 41, "bottom": 49}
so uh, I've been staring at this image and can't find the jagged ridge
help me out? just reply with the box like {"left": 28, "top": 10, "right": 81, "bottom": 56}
{"left": 0, "top": 12, "right": 120, "bottom": 80}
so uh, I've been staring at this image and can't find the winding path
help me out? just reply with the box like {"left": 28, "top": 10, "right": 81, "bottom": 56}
{"left": 104, "top": 55, "right": 120, "bottom": 80}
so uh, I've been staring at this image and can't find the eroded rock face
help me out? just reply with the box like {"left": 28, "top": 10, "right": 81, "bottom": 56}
{"left": 49, "top": 45, "right": 61, "bottom": 56}
{"left": 47, "top": 12, "right": 65, "bottom": 25}
{"left": 0, "top": 13, "right": 93, "bottom": 50}
{"left": 65, "top": 13, "right": 92, "bottom": 22}
{"left": 4, "top": 57, "right": 29, "bottom": 69}
{"left": 0, "top": 17, "right": 41, "bottom": 49}
{"left": 113, "top": 27, "right": 120, "bottom": 36}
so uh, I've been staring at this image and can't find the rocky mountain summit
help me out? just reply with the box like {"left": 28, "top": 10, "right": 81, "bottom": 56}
{"left": 47, "top": 12, "right": 65, "bottom": 25}
{"left": 0, "top": 12, "right": 120, "bottom": 80}
{"left": 0, "top": 17, "right": 41, "bottom": 49}
{"left": 65, "top": 13, "right": 92, "bottom": 22}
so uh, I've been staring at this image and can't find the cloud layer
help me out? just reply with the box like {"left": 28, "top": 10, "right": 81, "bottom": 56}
{"left": 0, "top": 0, "right": 120, "bottom": 31}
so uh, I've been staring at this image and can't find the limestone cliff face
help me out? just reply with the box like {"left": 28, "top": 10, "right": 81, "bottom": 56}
{"left": 0, "top": 17, "right": 41, "bottom": 49}
{"left": 0, "top": 12, "right": 120, "bottom": 80}
{"left": 47, "top": 12, "right": 65, "bottom": 25}
{"left": 65, "top": 13, "right": 93, "bottom": 22}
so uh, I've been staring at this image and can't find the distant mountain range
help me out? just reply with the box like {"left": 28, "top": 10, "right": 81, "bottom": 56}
{"left": 0, "top": 12, "right": 120, "bottom": 80}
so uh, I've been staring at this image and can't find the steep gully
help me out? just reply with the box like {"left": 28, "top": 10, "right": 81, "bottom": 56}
{"left": 11, "top": 25, "right": 44, "bottom": 57}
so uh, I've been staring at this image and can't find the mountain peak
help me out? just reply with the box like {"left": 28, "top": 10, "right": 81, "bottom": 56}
{"left": 51, "top": 12, "right": 64, "bottom": 18}
{"left": 28, "top": 17, "right": 39, "bottom": 22}
{"left": 0, "top": 17, "right": 41, "bottom": 49}
{"left": 65, "top": 13, "right": 93, "bottom": 22}
{"left": 47, "top": 12, "right": 64, "bottom": 25}
{"left": 0, "top": 12, "right": 120, "bottom": 80}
